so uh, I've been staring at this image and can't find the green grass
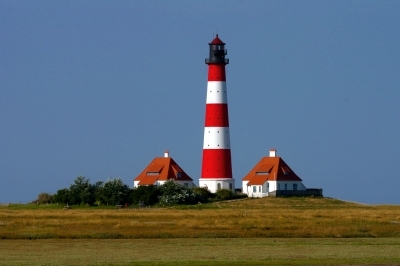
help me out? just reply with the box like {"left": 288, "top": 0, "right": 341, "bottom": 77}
{"left": 0, "top": 238, "right": 399, "bottom": 265}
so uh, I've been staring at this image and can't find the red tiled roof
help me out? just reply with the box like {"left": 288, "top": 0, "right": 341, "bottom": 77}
{"left": 138, "top": 175, "right": 159, "bottom": 186}
{"left": 134, "top": 156, "right": 193, "bottom": 185}
{"left": 147, "top": 164, "right": 164, "bottom": 173}
{"left": 210, "top": 34, "right": 225, "bottom": 45}
{"left": 246, "top": 174, "right": 270, "bottom": 186}
{"left": 242, "top": 156, "right": 302, "bottom": 185}
{"left": 256, "top": 164, "right": 273, "bottom": 172}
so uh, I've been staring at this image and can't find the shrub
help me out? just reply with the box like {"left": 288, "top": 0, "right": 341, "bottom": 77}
{"left": 192, "top": 187, "right": 212, "bottom": 203}
{"left": 159, "top": 180, "right": 199, "bottom": 205}
{"left": 215, "top": 189, "right": 233, "bottom": 200}
{"left": 36, "top": 192, "right": 53, "bottom": 204}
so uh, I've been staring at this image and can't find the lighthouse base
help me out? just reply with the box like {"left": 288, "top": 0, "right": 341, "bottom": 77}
{"left": 199, "top": 178, "right": 235, "bottom": 193}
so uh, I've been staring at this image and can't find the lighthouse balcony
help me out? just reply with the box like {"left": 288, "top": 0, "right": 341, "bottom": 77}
{"left": 205, "top": 58, "right": 229, "bottom": 64}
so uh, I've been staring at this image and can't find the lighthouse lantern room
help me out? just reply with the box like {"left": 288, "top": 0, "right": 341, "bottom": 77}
{"left": 199, "top": 35, "right": 235, "bottom": 193}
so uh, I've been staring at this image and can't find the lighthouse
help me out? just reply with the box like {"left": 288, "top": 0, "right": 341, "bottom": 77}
{"left": 199, "top": 35, "right": 234, "bottom": 193}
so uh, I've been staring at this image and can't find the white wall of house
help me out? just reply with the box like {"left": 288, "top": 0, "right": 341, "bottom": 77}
{"left": 242, "top": 181, "right": 249, "bottom": 192}
{"left": 242, "top": 180, "right": 306, "bottom": 198}
{"left": 133, "top": 181, "right": 142, "bottom": 188}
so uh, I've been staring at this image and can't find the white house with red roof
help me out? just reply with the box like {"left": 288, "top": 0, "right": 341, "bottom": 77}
{"left": 242, "top": 149, "right": 314, "bottom": 197}
{"left": 133, "top": 151, "right": 196, "bottom": 188}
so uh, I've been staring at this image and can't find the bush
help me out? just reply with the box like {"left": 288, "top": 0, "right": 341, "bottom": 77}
{"left": 215, "top": 189, "right": 233, "bottom": 200}
{"left": 36, "top": 192, "right": 53, "bottom": 204}
{"left": 192, "top": 187, "right": 212, "bottom": 203}
{"left": 159, "top": 180, "right": 199, "bottom": 205}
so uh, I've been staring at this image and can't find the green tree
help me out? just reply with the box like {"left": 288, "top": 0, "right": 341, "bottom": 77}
{"left": 100, "top": 178, "right": 130, "bottom": 205}
{"left": 131, "top": 185, "right": 161, "bottom": 205}
{"left": 158, "top": 180, "right": 199, "bottom": 205}
{"left": 52, "top": 188, "right": 71, "bottom": 205}
{"left": 69, "top": 176, "right": 94, "bottom": 205}
{"left": 93, "top": 181, "right": 104, "bottom": 204}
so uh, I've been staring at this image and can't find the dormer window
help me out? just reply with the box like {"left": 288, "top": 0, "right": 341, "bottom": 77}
{"left": 255, "top": 164, "right": 273, "bottom": 175}
{"left": 256, "top": 172, "right": 269, "bottom": 175}
{"left": 176, "top": 172, "right": 182, "bottom": 178}
{"left": 282, "top": 166, "right": 290, "bottom": 175}
{"left": 146, "top": 164, "right": 163, "bottom": 176}
{"left": 146, "top": 172, "right": 159, "bottom": 176}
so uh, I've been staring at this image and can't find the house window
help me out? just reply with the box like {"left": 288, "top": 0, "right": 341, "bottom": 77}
{"left": 176, "top": 172, "right": 182, "bottom": 178}
{"left": 229, "top": 183, "right": 232, "bottom": 190}
{"left": 293, "top": 184, "right": 297, "bottom": 191}
{"left": 278, "top": 183, "right": 280, "bottom": 190}
{"left": 253, "top": 186, "right": 256, "bottom": 193}
{"left": 267, "top": 183, "right": 269, "bottom": 192}
{"left": 259, "top": 186, "right": 261, "bottom": 192}
{"left": 217, "top": 183, "right": 221, "bottom": 190}
{"left": 285, "top": 184, "right": 287, "bottom": 190}
{"left": 184, "top": 183, "right": 188, "bottom": 187}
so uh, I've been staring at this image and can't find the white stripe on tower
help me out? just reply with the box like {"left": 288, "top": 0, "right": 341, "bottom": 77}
{"left": 206, "top": 81, "right": 227, "bottom": 103}
{"left": 199, "top": 34, "right": 234, "bottom": 193}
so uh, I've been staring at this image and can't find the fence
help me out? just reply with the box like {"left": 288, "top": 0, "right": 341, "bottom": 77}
{"left": 268, "top": 189, "right": 323, "bottom": 197}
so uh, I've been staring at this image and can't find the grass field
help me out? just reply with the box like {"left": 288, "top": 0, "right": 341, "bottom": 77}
{"left": 1, "top": 197, "right": 400, "bottom": 265}
{"left": 1, "top": 197, "right": 399, "bottom": 239}
{"left": 0, "top": 238, "right": 400, "bottom": 265}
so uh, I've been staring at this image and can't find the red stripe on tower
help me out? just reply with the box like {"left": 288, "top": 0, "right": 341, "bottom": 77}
{"left": 199, "top": 35, "right": 234, "bottom": 193}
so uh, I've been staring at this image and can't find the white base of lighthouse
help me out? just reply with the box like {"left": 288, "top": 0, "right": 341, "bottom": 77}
{"left": 199, "top": 178, "right": 235, "bottom": 193}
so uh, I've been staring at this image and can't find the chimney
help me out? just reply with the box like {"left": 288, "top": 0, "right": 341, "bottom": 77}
{"left": 269, "top": 148, "right": 276, "bottom": 157}
{"left": 164, "top": 150, "right": 169, "bottom": 158}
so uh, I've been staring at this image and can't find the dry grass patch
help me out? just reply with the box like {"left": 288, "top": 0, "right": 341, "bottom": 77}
{"left": 1, "top": 197, "right": 400, "bottom": 239}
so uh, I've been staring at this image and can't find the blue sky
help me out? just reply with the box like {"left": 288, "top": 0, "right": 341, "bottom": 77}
{"left": 1, "top": 1, "right": 399, "bottom": 204}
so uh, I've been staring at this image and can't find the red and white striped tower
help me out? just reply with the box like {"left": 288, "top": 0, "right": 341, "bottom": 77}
{"left": 199, "top": 35, "right": 234, "bottom": 193}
